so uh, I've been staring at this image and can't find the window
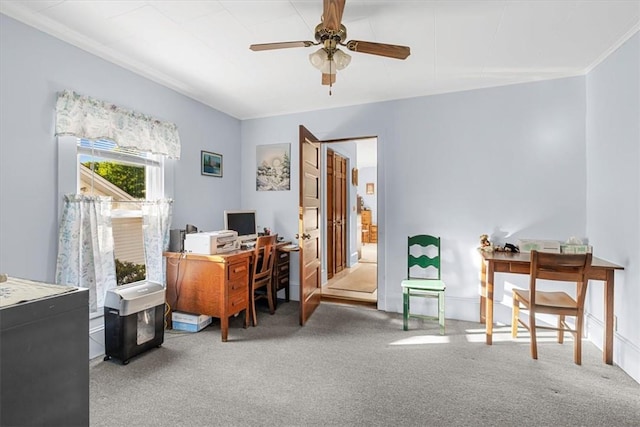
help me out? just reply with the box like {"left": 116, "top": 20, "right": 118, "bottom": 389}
{"left": 61, "top": 137, "right": 165, "bottom": 285}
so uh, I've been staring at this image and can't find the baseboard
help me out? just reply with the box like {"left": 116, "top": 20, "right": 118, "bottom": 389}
{"left": 349, "top": 251, "right": 359, "bottom": 267}
{"left": 89, "top": 315, "right": 105, "bottom": 360}
{"left": 585, "top": 313, "right": 640, "bottom": 383}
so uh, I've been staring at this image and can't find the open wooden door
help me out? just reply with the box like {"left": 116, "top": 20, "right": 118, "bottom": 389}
{"left": 298, "top": 125, "right": 322, "bottom": 325}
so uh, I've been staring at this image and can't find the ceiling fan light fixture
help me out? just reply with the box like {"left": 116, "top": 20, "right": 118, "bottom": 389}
{"left": 252, "top": 0, "right": 410, "bottom": 88}
{"left": 309, "top": 47, "right": 351, "bottom": 76}
{"left": 333, "top": 48, "right": 351, "bottom": 70}
{"left": 322, "top": 62, "right": 336, "bottom": 74}
{"left": 309, "top": 48, "right": 329, "bottom": 70}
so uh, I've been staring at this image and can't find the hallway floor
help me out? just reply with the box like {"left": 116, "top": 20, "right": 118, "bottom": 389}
{"left": 321, "top": 244, "right": 377, "bottom": 306}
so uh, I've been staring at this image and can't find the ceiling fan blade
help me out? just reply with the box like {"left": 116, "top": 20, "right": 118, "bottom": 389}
{"left": 250, "top": 41, "right": 315, "bottom": 51}
{"left": 323, "top": 0, "right": 346, "bottom": 32}
{"left": 345, "top": 40, "right": 411, "bottom": 60}
{"left": 322, "top": 73, "right": 336, "bottom": 86}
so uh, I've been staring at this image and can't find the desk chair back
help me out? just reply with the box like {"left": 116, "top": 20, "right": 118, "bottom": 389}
{"left": 512, "top": 250, "right": 592, "bottom": 364}
{"left": 250, "top": 234, "right": 278, "bottom": 326}
{"left": 401, "top": 235, "right": 446, "bottom": 334}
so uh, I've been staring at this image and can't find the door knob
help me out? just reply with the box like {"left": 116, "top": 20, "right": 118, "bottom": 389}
{"left": 302, "top": 233, "right": 311, "bottom": 240}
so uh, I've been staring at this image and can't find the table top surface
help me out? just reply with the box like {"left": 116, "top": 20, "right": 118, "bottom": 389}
{"left": 164, "top": 249, "right": 253, "bottom": 261}
{"left": 164, "top": 241, "right": 294, "bottom": 261}
{"left": 480, "top": 250, "right": 624, "bottom": 270}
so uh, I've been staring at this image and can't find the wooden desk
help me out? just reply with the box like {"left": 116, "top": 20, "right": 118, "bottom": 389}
{"left": 479, "top": 251, "right": 624, "bottom": 364}
{"left": 164, "top": 243, "right": 292, "bottom": 341}
{"left": 165, "top": 250, "right": 252, "bottom": 342}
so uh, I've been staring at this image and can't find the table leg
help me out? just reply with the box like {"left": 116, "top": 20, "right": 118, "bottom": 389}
{"left": 486, "top": 261, "right": 495, "bottom": 345}
{"left": 221, "top": 317, "right": 228, "bottom": 342}
{"left": 480, "top": 259, "right": 487, "bottom": 324}
{"left": 604, "top": 270, "right": 614, "bottom": 365}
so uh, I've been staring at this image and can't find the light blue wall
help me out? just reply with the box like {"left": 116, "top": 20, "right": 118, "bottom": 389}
{"left": 586, "top": 32, "right": 640, "bottom": 380}
{"left": 0, "top": 14, "right": 242, "bottom": 281}
{"left": 241, "top": 77, "right": 588, "bottom": 322}
{"left": 357, "top": 166, "right": 377, "bottom": 223}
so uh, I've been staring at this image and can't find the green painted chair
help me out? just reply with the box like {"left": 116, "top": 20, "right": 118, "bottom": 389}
{"left": 401, "top": 235, "right": 446, "bottom": 334}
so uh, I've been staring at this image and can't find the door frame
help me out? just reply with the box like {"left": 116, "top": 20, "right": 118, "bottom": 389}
{"left": 319, "top": 136, "right": 378, "bottom": 300}
{"left": 299, "top": 128, "right": 380, "bottom": 325}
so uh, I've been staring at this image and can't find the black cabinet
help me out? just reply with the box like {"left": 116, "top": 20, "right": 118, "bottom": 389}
{"left": 1, "top": 288, "right": 89, "bottom": 427}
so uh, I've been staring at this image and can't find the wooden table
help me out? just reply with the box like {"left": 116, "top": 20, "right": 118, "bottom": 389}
{"left": 479, "top": 251, "right": 624, "bottom": 364}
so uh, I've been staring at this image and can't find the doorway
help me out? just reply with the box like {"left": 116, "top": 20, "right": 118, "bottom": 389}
{"left": 321, "top": 138, "right": 377, "bottom": 306}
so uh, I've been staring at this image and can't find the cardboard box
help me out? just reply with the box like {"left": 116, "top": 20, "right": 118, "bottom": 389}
{"left": 517, "top": 239, "right": 561, "bottom": 253}
{"left": 560, "top": 244, "right": 592, "bottom": 254}
{"left": 171, "top": 311, "right": 212, "bottom": 332}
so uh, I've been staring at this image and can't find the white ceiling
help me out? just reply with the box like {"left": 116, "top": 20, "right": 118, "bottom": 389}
{"left": 2, "top": 0, "right": 639, "bottom": 123}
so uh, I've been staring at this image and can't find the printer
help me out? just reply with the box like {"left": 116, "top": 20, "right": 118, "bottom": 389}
{"left": 184, "top": 230, "right": 239, "bottom": 255}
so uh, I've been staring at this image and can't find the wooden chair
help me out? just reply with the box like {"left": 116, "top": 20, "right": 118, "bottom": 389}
{"left": 249, "top": 234, "right": 277, "bottom": 326}
{"left": 401, "top": 235, "right": 446, "bottom": 334}
{"left": 512, "top": 250, "right": 592, "bottom": 365}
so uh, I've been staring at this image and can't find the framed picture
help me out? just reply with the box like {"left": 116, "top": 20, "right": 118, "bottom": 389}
{"left": 351, "top": 168, "right": 359, "bottom": 186}
{"left": 201, "top": 150, "right": 222, "bottom": 177}
{"left": 366, "top": 182, "right": 375, "bottom": 194}
{"left": 256, "top": 143, "right": 291, "bottom": 191}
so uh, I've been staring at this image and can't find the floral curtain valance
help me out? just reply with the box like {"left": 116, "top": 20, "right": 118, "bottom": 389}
{"left": 55, "top": 90, "right": 181, "bottom": 159}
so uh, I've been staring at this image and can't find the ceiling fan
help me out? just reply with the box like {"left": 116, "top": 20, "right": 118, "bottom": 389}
{"left": 249, "top": 0, "right": 411, "bottom": 88}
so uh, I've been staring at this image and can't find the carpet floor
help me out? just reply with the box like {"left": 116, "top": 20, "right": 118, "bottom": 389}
{"left": 90, "top": 301, "right": 640, "bottom": 427}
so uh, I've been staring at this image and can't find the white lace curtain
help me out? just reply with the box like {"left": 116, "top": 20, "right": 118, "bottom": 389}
{"left": 55, "top": 90, "right": 181, "bottom": 159}
{"left": 56, "top": 196, "right": 173, "bottom": 312}
{"left": 55, "top": 195, "right": 116, "bottom": 313}
{"left": 142, "top": 200, "right": 173, "bottom": 284}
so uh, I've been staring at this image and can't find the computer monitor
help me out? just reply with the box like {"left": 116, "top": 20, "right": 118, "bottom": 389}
{"left": 224, "top": 210, "right": 258, "bottom": 242}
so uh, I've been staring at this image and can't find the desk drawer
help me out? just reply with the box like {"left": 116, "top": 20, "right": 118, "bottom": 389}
{"left": 276, "top": 262, "right": 289, "bottom": 275}
{"left": 228, "top": 279, "right": 246, "bottom": 295}
{"left": 227, "top": 277, "right": 247, "bottom": 314}
{"left": 227, "top": 290, "right": 247, "bottom": 313}
{"left": 227, "top": 260, "right": 249, "bottom": 281}
{"left": 493, "top": 262, "right": 529, "bottom": 274}
{"left": 277, "top": 251, "right": 290, "bottom": 264}
{"left": 275, "top": 275, "right": 289, "bottom": 292}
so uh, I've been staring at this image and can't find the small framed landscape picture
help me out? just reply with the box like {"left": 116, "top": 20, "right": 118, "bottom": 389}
{"left": 201, "top": 150, "right": 222, "bottom": 177}
{"left": 256, "top": 143, "right": 290, "bottom": 191}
